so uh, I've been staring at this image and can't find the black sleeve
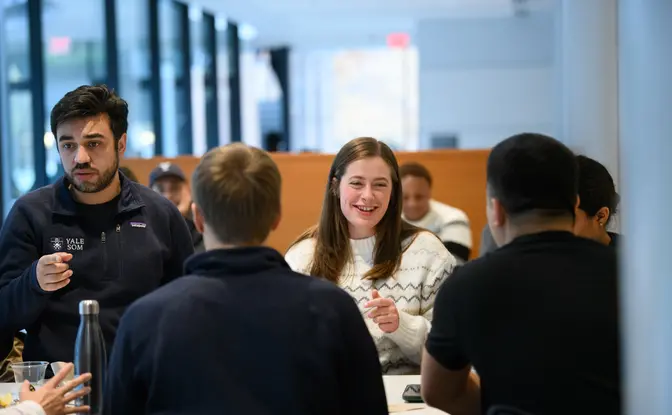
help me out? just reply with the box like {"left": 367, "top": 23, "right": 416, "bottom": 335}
{"left": 332, "top": 289, "right": 388, "bottom": 415}
{"left": 425, "top": 272, "right": 470, "bottom": 371}
{"left": 0, "top": 202, "right": 51, "bottom": 332}
{"left": 104, "top": 303, "right": 148, "bottom": 415}
{"left": 163, "top": 204, "right": 196, "bottom": 284}
{"left": 443, "top": 241, "right": 471, "bottom": 263}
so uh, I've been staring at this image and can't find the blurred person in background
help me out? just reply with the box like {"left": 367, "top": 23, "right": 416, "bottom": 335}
{"left": 574, "top": 155, "right": 620, "bottom": 247}
{"left": 400, "top": 162, "right": 472, "bottom": 264}
{"left": 479, "top": 153, "right": 621, "bottom": 256}
{"left": 149, "top": 162, "right": 204, "bottom": 253}
{"left": 286, "top": 137, "right": 456, "bottom": 375}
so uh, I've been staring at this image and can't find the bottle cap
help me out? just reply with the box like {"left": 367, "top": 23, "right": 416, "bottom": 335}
{"left": 79, "top": 300, "right": 100, "bottom": 315}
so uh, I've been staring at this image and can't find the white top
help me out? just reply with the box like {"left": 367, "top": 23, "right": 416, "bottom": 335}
{"left": 0, "top": 401, "right": 44, "bottom": 415}
{"left": 402, "top": 200, "right": 472, "bottom": 250}
{"left": 285, "top": 231, "right": 456, "bottom": 375}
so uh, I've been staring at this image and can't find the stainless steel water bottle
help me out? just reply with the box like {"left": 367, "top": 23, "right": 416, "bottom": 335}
{"left": 74, "top": 300, "right": 106, "bottom": 414}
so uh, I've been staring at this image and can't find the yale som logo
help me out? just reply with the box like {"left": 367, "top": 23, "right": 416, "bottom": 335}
{"left": 50, "top": 237, "right": 85, "bottom": 252}
{"left": 50, "top": 237, "right": 63, "bottom": 251}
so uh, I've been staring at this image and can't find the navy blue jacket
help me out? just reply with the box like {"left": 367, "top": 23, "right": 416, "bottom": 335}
{"left": 105, "top": 247, "right": 388, "bottom": 415}
{"left": 0, "top": 173, "right": 195, "bottom": 363}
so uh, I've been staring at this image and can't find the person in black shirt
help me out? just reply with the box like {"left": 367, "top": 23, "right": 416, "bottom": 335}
{"left": 105, "top": 143, "right": 388, "bottom": 415}
{"left": 478, "top": 154, "right": 622, "bottom": 256}
{"left": 0, "top": 85, "right": 194, "bottom": 366}
{"left": 421, "top": 133, "right": 620, "bottom": 415}
{"left": 574, "top": 155, "right": 621, "bottom": 248}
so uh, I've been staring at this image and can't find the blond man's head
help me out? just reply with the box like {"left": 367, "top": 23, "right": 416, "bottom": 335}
{"left": 192, "top": 143, "right": 282, "bottom": 246}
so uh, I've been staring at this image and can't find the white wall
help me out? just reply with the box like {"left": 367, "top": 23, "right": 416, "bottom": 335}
{"left": 555, "top": 0, "right": 619, "bottom": 186}
{"left": 417, "top": 12, "right": 555, "bottom": 149}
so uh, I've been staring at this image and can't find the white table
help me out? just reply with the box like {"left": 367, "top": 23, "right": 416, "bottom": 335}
{"left": 2, "top": 376, "right": 448, "bottom": 414}
{"left": 383, "top": 375, "right": 448, "bottom": 414}
{"left": 0, "top": 383, "right": 19, "bottom": 395}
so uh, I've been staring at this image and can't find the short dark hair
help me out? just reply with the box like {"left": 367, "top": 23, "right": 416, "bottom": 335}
{"left": 192, "top": 143, "right": 281, "bottom": 245}
{"left": 399, "top": 162, "right": 432, "bottom": 186}
{"left": 487, "top": 133, "right": 578, "bottom": 218}
{"left": 576, "top": 155, "right": 619, "bottom": 221}
{"left": 50, "top": 84, "right": 128, "bottom": 141}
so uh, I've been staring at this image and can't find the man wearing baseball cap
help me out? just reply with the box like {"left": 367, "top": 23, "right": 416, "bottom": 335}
{"left": 149, "top": 162, "right": 204, "bottom": 252}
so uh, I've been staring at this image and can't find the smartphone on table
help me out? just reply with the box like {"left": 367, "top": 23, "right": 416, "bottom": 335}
{"left": 402, "top": 384, "right": 423, "bottom": 403}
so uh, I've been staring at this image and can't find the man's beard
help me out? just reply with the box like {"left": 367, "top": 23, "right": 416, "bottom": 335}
{"left": 66, "top": 153, "right": 120, "bottom": 193}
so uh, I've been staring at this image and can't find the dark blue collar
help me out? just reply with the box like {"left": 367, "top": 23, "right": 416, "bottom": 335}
{"left": 184, "top": 247, "right": 290, "bottom": 277}
{"left": 51, "top": 171, "right": 146, "bottom": 216}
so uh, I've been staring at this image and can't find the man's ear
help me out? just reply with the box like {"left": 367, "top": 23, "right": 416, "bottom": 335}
{"left": 192, "top": 203, "right": 205, "bottom": 233}
{"left": 489, "top": 197, "right": 506, "bottom": 228}
{"left": 117, "top": 133, "right": 127, "bottom": 156}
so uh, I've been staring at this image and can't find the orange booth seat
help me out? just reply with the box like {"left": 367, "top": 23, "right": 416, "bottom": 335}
{"left": 121, "top": 149, "right": 490, "bottom": 258}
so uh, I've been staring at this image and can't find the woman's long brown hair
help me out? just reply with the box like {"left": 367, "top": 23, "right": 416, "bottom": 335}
{"left": 288, "top": 137, "right": 422, "bottom": 284}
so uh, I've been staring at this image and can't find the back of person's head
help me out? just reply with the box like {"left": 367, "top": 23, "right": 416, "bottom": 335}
{"left": 192, "top": 143, "right": 281, "bottom": 246}
{"left": 119, "top": 166, "right": 138, "bottom": 182}
{"left": 399, "top": 162, "right": 433, "bottom": 221}
{"left": 50, "top": 84, "right": 128, "bottom": 143}
{"left": 573, "top": 155, "right": 619, "bottom": 243}
{"left": 576, "top": 155, "right": 619, "bottom": 222}
{"left": 487, "top": 133, "right": 577, "bottom": 237}
{"left": 289, "top": 137, "right": 420, "bottom": 283}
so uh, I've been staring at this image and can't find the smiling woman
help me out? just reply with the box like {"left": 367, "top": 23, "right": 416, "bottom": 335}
{"left": 338, "top": 156, "right": 393, "bottom": 239}
{"left": 285, "top": 137, "right": 456, "bottom": 375}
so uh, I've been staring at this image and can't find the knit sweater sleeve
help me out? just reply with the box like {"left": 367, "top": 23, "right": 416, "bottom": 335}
{"left": 284, "top": 238, "right": 316, "bottom": 275}
{"left": 0, "top": 401, "right": 46, "bottom": 415}
{"left": 384, "top": 233, "right": 456, "bottom": 363}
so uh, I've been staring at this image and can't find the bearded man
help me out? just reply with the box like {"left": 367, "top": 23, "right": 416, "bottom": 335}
{"left": 0, "top": 85, "right": 194, "bottom": 367}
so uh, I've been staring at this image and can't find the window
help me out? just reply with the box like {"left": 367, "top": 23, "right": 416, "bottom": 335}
{"left": 117, "top": 0, "right": 154, "bottom": 157}
{"left": 43, "top": 0, "right": 106, "bottom": 182}
{"left": 1, "top": 0, "right": 35, "bottom": 213}
{"left": 291, "top": 47, "right": 419, "bottom": 153}
{"left": 215, "top": 18, "right": 230, "bottom": 146}
{"left": 158, "top": 0, "right": 191, "bottom": 156}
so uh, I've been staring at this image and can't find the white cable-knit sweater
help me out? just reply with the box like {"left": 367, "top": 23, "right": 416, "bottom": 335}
{"left": 285, "top": 231, "right": 456, "bottom": 374}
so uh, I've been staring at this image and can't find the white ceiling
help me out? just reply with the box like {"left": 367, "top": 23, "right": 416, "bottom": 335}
{"left": 193, "top": 0, "right": 554, "bottom": 49}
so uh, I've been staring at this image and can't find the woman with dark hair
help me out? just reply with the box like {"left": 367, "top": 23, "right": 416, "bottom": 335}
{"left": 574, "top": 155, "right": 620, "bottom": 247}
{"left": 285, "top": 137, "right": 456, "bottom": 375}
